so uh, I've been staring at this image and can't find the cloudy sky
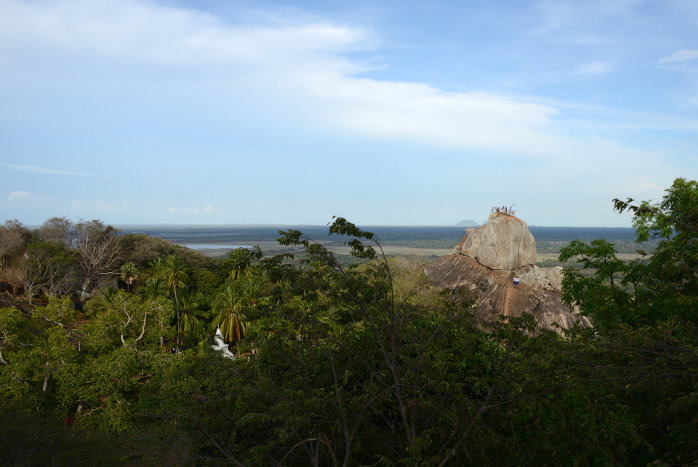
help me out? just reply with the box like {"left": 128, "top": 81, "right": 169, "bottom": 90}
{"left": 0, "top": 0, "right": 696, "bottom": 226}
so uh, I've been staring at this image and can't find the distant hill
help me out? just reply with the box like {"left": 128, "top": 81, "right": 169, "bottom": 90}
{"left": 454, "top": 219, "right": 479, "bottom": 227}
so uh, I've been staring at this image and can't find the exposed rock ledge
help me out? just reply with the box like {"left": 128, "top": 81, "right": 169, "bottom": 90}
{"left": 426, "top": 212, "right": 591, "bottom": 331}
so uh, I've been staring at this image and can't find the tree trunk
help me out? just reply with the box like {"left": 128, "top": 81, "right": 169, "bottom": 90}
{"left": 42, "top": 361, "right": 50, "bottom": 393}
{"left": 0, "top": 345, "right": 8, "bottom": 365}
{"left": 173, "top": 283, "right": 180, "bottom": 346}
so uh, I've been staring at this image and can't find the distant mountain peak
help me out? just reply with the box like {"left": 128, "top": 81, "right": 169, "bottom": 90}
{"left": 454, "top": 219, "right": 478, "bottom": 227}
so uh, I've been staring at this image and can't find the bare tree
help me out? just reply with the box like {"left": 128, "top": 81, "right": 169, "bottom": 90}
{"left": 0, "top": 220, "right": 29, "bottom": 271}
{"left": 1, "top": 266, "right": 24, "bottom": 295}
{"left": 73, "top": 220, "right": 122, "bottom": 293}
{"left": 22, "top": 241, "right": 80, "bottom": 299}
{"left": 37, "top": 217, "right": 74, "bottom": 247}
{"left": 22, "top": 256, "right": 43, "bottom": 304}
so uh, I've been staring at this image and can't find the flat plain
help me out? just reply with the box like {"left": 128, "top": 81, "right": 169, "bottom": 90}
{"left": 120, "top": 225, "right": 651, "bottom": 265}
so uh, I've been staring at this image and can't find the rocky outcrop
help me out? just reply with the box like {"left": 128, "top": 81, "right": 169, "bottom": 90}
{"left": 426, "top": 212, "right": 590, "bottom": 331}
{"left": 457, "top": 212, "right": 536, "bottom": 270}
{"left": 515, "top": 265, "right": 563, "bottom": 290}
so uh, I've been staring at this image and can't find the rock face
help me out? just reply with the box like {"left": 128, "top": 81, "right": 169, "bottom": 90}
{"left": 457, "top": 212, "right": 537, "bottom": 270}
{"left": 516, "top": 265, "right": 564, "bottom": 290}
{"left": 426, "top": 212, "right": 590, "bottom": 331}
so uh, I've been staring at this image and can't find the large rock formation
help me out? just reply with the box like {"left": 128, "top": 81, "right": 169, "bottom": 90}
{"left": 426, "top": 212, "right": 590, "bottom": 331}
{"left": 457, "top": 212, "right": 536, "bottom": 270}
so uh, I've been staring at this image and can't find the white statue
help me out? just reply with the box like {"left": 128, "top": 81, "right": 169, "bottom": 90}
{"left": 211, "top": 327, "right": 235, "bottom": 359}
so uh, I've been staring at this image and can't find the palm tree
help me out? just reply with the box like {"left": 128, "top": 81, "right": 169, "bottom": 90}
{"left": 120, "top": 262, "right": 138, "bottom": 293}
{"left": 239, "top": 274, "right": 270, "bottom": 312}
{"left": 140, "top": 276, "right": 165, "bottom": 299}
{"left": 178, "top": 290, "right": 202, "bottom": 338}
{"left": 222, "top": 247, "right": 262, "bottom": 282}
{"left": 212, "top": 284, "right": 247, "bottom": 347}
{"left": 160, "top": 255, "right": 190, "bottom": 344}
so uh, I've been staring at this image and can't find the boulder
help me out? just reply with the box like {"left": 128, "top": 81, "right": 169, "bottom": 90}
{"left": 457, "top": 212, "right": 536, "bottom": 270}
{"left": 425, "top": 211, "right": 590, "bottom": 331}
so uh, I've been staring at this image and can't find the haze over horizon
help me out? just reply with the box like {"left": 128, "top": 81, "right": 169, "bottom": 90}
{"left": 1, "top": 0, "right": 696, "bottom": 227}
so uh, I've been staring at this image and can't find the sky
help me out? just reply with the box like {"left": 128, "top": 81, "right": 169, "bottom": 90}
{"left": 0, "top": 0, "right": 696, "bottom": 227}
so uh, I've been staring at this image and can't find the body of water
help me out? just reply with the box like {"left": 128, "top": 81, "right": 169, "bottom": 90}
{"left": 126, "top": 225, "right": 642, "bottom": 253}
{"left": 180, "top": 244, "right": 251, "bottom": 250}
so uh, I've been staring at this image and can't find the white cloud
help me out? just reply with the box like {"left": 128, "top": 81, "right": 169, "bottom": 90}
{"left": 168, "top": 205, "right": 219, "bottom": 215}
{"left": 0, "top": 0, "right": 558, "bottom": 156}
{"left": 8, "top": 191, "right": 31, "bottom": 200}
{"left": 69, "top": 197, "right": 127, "bottom": 212}
{"left": 1, "top": 163, "right": 112, "bottom": 178}
{"left": 574, "top": 61, "right": 612, "bottom": 75}
{"left": 656, "top": 49, "right": 698, "bottom": 65}
{"left": 653, "top": 49, "right": 698, "bottom": 71}
{"left": 0, "top": 0, "right": 366, "bottom": 67}
{"left": 7, "top": 190, "right": 53, "bottom": 202}
{"left": 0, "top": 0, "right": 690, "bottom": 191}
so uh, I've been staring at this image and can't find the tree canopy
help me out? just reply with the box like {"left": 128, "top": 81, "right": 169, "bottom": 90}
{"left": 561, "top": 177, "right": 698, "bottom": 326}
{"left": 1, "top": 180, "right": 697, "bottom": 465}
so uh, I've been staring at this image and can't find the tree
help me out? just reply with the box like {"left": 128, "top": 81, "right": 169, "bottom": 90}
{"left": 73, "top": 220, "right": 121, "bottom": 294}
{"left": 120, "top": 262, "right": 138, "bottom": 293}
{"left": 0, "top": 307, "right": 29, "bottom": 366}
{"left": 37, "top": 217, "right": 73, "bottom": 247}
{"left": 82, "top": 291, "right": 171, "bottom": 352}
{"left": 222, "top": 246, "right": 262, "bottom": 282}
{"left": 22, "top": 239, "right": 81, "bottom": 301}
{"left": 613, "top": 177, "right": 697, "bottom": 322}
{"left": 212, "top": 284, "right": 247, "bottom": 346}
{"left": 560, "top": 177, "right": 697, "bottom": 326}
{"left": 140, "top": 276, "right": 166, "bottom": 299}
{"left": 0, "top": 220, "right": 30, "bottom": 274}
{"left": 159, "top": 255, "right": 190, "bottom": 344}
{"left": 177, "top": 289, "right": 204, "bottom": 340}
{"left": 558, "top": 239, "right": 630, "bottom": 327}
{"left": 219, "top": 218, "right": 542, "bottom": 465}
{"left": 3, "top": 215, "right": 697, "bottom": 464}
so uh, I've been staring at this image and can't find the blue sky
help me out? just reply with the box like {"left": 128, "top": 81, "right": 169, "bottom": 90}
{"left": 0, "top": 0, "right": 696, "bottom": 227}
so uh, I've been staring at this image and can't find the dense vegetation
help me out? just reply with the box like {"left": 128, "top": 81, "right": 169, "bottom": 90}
{"left": 0, "top": 179, "right": 696, "bottom": 465}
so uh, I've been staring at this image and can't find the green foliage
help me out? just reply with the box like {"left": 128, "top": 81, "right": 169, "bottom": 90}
{"left": 614, "top": 177, "right": 697, "bottom": 242}
{"left": 119, "top": 232, "right": 218, "bottom": 271}
{"left": 561, "top": 177, "right": 698, "bottom": 326}
{"left": 119, "top": 261, "right": 138, "bottom": 292}
{"left": 329, "top": 216, "right": 377, "bottom": 260}
{"left": 616, "top": 177, "right": 698, "bottom": 322}
{"left": 222, "top": 246, "right": 262, "bottom": 282}
{"left": 1, "top": 204, "right": 696, "bottom": 465}
{"left": 212, "top": 283, "right": 248, "bottom": 344}
{"left": 189, "top": 267, "right": 222, "bottom": 300}
{"left": 559, "top": 239, "right": 630, "bottom": 327}
{"left": 139, "top": 275, "right": 166, "bottom": 299}
{"left": 153, "top": 255, "right": 190, "bottom": 344}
